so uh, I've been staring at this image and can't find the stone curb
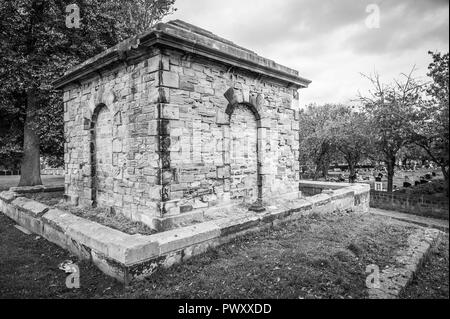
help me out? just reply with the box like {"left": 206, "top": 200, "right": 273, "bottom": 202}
{"left": 367, "top": 227, "right": 444, "bottom": 299}
{"left": 1, "top": 182, "right": 370, "bottom": 284}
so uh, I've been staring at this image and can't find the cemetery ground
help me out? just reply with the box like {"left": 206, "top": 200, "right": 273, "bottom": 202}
{"left": 0, "top": 175, "right": 64, "bottom": 192}
{"left": 329, "top": 168, "right": 443, "bottom": 184}
{"left": 324, "top": 168, "right": 446, "bottom": 197}
{"left": 1, "top": 204, "right": 448, "bottom": 299}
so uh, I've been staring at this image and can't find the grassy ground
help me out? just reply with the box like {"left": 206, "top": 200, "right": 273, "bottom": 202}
{"left": 0, "top": 213, "right": 123, "bottom": 298}
{"left": 0, "top": 175, "right": 64, "bottom": 191}
{"left": 0, "top": 210, "right": 422, "bottom": 299}
{"left": 401, "top": 234, "right": 449, "bottom": 299}
{"left": 22, "top": 191, "right": 65, "bottom": 207}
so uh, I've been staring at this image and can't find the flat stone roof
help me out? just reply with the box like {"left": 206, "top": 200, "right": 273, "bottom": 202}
{"left": 54, "top": 20, "right": 311, "bottom": 89}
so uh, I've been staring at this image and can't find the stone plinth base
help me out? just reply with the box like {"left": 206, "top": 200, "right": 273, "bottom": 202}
{"left": 1, "top": 182, "right": 369, "bottom": 284}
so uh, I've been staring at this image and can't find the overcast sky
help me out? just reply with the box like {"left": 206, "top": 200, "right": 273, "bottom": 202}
{"left": 163, "top": 0, "right": 449, "bottom": 107}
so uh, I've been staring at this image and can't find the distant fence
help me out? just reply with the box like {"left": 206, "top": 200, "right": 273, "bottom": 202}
{"left": 0, "top": 168, "right": 63, "bottom": 176}
{"left": 370, "top": 190, "right": 449, "bottom": 220}
{"left": 41, "top": 168, "right": 64, "bottom": 175}
{"left": 0, "top": 170, "right": 21, "bottom": 176}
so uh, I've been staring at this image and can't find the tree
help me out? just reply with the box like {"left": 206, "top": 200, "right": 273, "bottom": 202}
{"left": 397, "top": 144, "right": 430, "bottom": 168}
{"left": 411, "top": 52, "right": 449, "bottom": 189}
{"left": 327, "top": 106, "right": 373, "bottom": 183}
{"left": 299, "top": 104, "right": 339, "bottom": 179}
{"left": 0, "top": 0, "right": 176, "bottom": 186}
{"left": 114, "top": 0, "right": 177, "bottom": 34}
{"left": 359, "top": 69, "right": 425, "bottom": 192}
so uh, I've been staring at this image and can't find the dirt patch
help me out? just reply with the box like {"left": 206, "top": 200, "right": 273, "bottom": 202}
{"left": 22, "top": 191, "right": 65, "bottom": 207}
{"left": 21, "top": 192, "right": 155, "bottom": 236}
{"left": 55, "top": 203, "right": 156, "bottom": 236}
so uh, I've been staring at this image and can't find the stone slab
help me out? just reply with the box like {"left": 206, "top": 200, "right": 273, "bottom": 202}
{"left": 11, "top": 197, "right": 49, "bottom": 217}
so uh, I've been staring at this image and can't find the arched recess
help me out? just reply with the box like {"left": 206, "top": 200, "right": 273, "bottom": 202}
{"left": 90, "top": 104, "right": 113, "bottom": 207}
{"left": 226, "top": 102, "right": 263, "bottom": 208}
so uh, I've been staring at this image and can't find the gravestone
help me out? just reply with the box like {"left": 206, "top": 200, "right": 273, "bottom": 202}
{"left": 54, "top": 20, "right": 311, "bottom": 229}
{"left": 374, "top": 182, "right": 383, "bottom": 191}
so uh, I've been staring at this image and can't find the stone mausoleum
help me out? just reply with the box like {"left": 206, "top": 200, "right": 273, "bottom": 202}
{"left": 54, "top": 20, "right": 311, "bottom": 230}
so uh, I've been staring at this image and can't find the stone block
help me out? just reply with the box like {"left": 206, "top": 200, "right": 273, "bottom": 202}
{"left": 151, "top": 221, "right": 221, "bottom": 255}
{"left": 161, "top": 104, "right": 179, "bottom": 120}
{"left": 160, "top": 71, "right": 179, "bottom": 88}
{"left": 0, "top": 191, "right": 18, "bottom": 203}
{"left": 12, "top": 197, "right": 49, "bottom": 217}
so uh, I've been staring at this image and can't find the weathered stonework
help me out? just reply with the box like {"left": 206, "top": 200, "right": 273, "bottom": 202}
{"left": 55, "top": 20, "right": 311, "bottom": 228}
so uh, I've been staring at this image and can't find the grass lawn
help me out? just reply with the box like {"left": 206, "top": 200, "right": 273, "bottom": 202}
{"left": 0, "top": 175, "right": 64, "bottom": 191}
{"left": 1, "top": 209, "right": 435, "bottom": 299}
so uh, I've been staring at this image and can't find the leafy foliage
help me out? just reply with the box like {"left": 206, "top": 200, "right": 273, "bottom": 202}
{"left": 299, "top": 104, "right": 340, "bottom": 178}
{"left": 397, "top": 144, "right": 430, "bottom": 167}
{"left": 299, "top": 104, "right": 373, "bottom": 181}
{"left": 0, "top": 0, "right": 176, "bottom": 172}
{"left": 327, "top": 106, "right": 373, "bottom": 182}
{"left": 411, "top": 52, "right": 449, "bottom": 183}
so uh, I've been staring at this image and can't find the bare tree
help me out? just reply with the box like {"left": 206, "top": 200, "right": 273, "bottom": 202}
{"left": 358, "top": 68, "right": 426, "bottom": 192}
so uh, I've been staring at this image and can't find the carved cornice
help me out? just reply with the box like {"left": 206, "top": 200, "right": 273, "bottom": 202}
{"left": 54, "top": 20, "right": 312, "bottom": 90}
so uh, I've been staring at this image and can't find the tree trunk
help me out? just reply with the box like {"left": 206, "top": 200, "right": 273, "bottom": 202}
{"left": 18, "top": 89, "right": 42, "bottom": 186}
{"left": 348, "top": 161, "right": 356, "bottom": 183}
{"left": 385, "top": 156, "right": 395, "bottom": 193}
{"left": 322, "top": 161, "right": 329, "bottom": 179}
{"left": 442, "top": 165, "right": 449, "bottom": 197}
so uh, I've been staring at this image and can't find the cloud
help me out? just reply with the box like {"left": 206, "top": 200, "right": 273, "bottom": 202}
{"left": 165, "top": 0, "right": 449, "bottom": 106}
{"left": 345, "top": 0, "right": 449, "bottom": 55}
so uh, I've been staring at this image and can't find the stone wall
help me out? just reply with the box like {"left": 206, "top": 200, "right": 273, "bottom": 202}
{"left": 64, "top": 48, "right": 162, "bottom": 219}
{"left": 159, "top": 48, "right": 301, "bottom": 216}
{"left": 370, "top": 190, "right": 449, "bottom": 220}
{"left": 63, "top": 45, "right": 302, "bottom": 222}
